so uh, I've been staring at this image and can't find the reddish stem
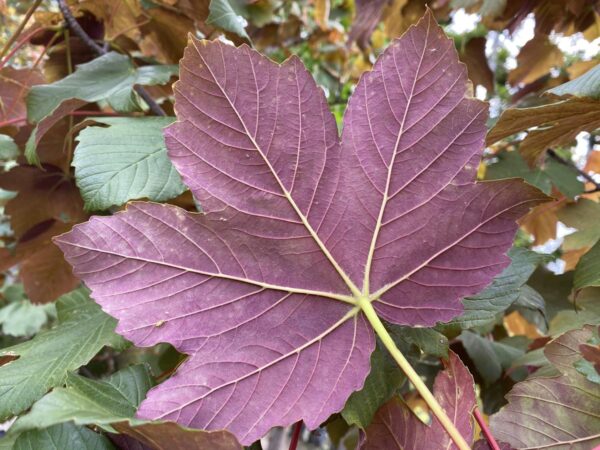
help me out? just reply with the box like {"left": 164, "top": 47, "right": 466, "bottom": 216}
{"left": 0, "top": 26, "right": 46, "bottom": 70}
{"left": 473, "top": 407, "right": 500, "bottom": 450}
{"left": 0, "top": 116, "right": 27, "bottom": 128}
{"left": 288, "top": 421, "right": 302, "bottom": 450}
{"left": 68, "top": 110, "right": 123, "bottom": 116}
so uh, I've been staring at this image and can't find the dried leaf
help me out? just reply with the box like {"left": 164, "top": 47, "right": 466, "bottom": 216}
{"left": 486, "top": 98, "right": 600, "bottom": 165}
{"left": 0, "top": 68, "right": 44, "bottom": 125}
{"left": 314, "top": 0, "right": 330, "bottom": 30}
{"left": 56, "top": 13, "right": 546, "bottom": 443}
{"left": 508, "top": 35, "right": 564, "bottom": 86}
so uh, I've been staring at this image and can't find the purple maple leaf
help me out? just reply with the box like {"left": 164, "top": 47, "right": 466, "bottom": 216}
{"left": 55, "top": 11, "right": 547, "bottom": 444}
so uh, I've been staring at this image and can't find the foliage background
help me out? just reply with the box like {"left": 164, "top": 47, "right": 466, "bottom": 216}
{"left": 0, "top": 0, "right": 600, "bottom": 449}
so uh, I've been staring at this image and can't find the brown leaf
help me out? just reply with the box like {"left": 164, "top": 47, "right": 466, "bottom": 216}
{"left": 382, "top": 0, "right": 417, "bottom": 39}
{"left": 460, "top": 36, "right": 494, "bottom": 92}
{"left": 314, "top": 0, "right": 330, "bottom": 30}
{"left": 112, "top": 421, "right": 242, "bottom": 450}
{"left": 508, "top": 35, "right": 564, "bottom": 86}
{"left": 20, "top": 228, "right": 81, "bottom": 303}
{"left": 0, "top": 68, "right": 45, "bottom": 126}
{"left": 562, "top": 247, "right": 589, "bottom": 271}
{"left": 0, "top": 165, "right": 87, "bottom": 303}
{"left": 567, "top": 59, "right": 599, "bottom": 80}
{"left": 139, "top": 7, "right": 195, "bottom": 64}
{"left": 503, "top": 310, "right": 543, "bottom": 338}
{"left": 486, "top": 98, "right": 600, "bottom": 164}
{"left": 519, "top": 200, "right": 563, "bottom": 245}
{"left": 79, "top": 0, "right": 144, "bottom": 42}
{"left": 0, "top": 220, "right": 81, "bottom": 303}
{"left": 0, "top": 165, "right": 85, "bottom": 239}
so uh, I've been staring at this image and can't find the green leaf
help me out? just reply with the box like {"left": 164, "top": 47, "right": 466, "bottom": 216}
{"left": 0, "top": 284, "right": 56, "bottom": 337}
{"left": 557, "top": 198, "right": 600, "bottom": 251}
{"left": 12, "top": 365, "right": 153, "bottom": 433}
{"left": 341, "top": 343, "right": 405, "bottom": 429}
{"left": 11, "top": 423, "right": 115, "bottom": 450}
{"left": 27, "top": 53, "right": 176, "bottom": 123}
{"left": 549, "top": 288, "right": 600, "bottom": 335}
{"left": 0, "top": 300, "right": 55, "bottom": 337}
{"left": 73, "top": 117, "right": 185, "bottom": 210}
{"left": 547, "top": 62, "right": 600, "bottom": 98}
{"left": 0, "top": 288, "right": 126, "bottom": 420}
{"left": 543, "top": 157, "right": 584, "bottom": 199}
{"left": 486, "top": 150, "right": 583, "bottom": 199}
{"left": 388, "top": 326, "right": 449, "bottom": 358}
{"left": 445, "top": 248, "right": 545, "bottom": 329}
{"left": 575, "top": 239, "right": 600, "bottom": 290}
{"left": 512, "top": 284, "right": 545, "bottom": 314}
{"left": 24, "top": 53, "right": 177, "bottom": 165}
{"left": 0, "top": 135, "right": 18, "bottom": 160}
{"left": 460, "top": 331, "right": 524, "bottom": 384}
{"left": 207, "top": 0, "right": 250, "bottom": 40}
{"left": 575, "top": 358, "right": 600, "bottom": 384}
{"left": 486, "top": 150, "right": 552, "bottom": 195}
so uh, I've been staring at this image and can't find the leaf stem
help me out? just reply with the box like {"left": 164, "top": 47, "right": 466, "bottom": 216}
{"left": 473, "top": 407, "right": 500, "bottom": 450}
{"left": 0, "top": 0, "right": 43, "bottom": 62}
{"left": 288, "top": 421, "right": 302, "bottom": 450}
{"left": 358, "top": 297, "right": 471, "bottom": 450}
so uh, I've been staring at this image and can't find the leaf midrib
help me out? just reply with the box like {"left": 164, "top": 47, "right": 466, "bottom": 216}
{"left": 361, "top": 18, "right": 430, "bottom": 296}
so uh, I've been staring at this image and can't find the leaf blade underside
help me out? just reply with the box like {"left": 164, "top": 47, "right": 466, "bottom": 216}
{"left": 55, "top": 11, "right": 547, "bottom": 444}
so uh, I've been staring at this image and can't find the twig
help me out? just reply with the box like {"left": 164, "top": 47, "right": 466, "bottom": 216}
{"left": 288, "top": 421, "right": 302, "bottom": 450}
{"left": 546, "top": 148, "right": 600, "bottom": 194}
{"left": 0, "top": 26, "right": 46, "bottom": 70}
{"left": 56, "top": 0, "right": 166, "bottom": 116}
{"left": 473, "top": 407, "right": 500, "bottom": 450}
{"left": 0, "top": 0, "right": 43, "bottom": 62}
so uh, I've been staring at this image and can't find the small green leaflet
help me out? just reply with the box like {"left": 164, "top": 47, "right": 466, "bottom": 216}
{"left": 341, "top": 343, "right": 405, "bottom": 429}
{"left": 27, "top": 53, "right": 176, "bottom": 123}
{"left": 74, "top": 117, "right": 186, "bottom": 211}
{"left": 0, "top": 135, "right": 18, "bottom": 160}
{"left": 460, "top": 331, "right": 524, "bottom": 384}
{"left": 207, "top": 0, "right": 250, "bottom": 40}
{"left": 0, "top": 288, "right": 125, "bottom": 420}
{"left": 444, "top": 248, "right": 545, "bottom": 329}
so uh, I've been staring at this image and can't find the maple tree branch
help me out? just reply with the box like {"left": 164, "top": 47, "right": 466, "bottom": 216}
{"left": 358, "top": 297, "right": 472, "bottom": 450}
{"left": 473, "top": 407, "right": 500, "bottom": 450}
{"left": 56, "top": 0, "right": 166, "bottom": 117}
{"left": 0, "top": 0, "right": 43, "bottom": 62}
{"left": 546, "top": 148, "right": 600, "bottom": 194}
